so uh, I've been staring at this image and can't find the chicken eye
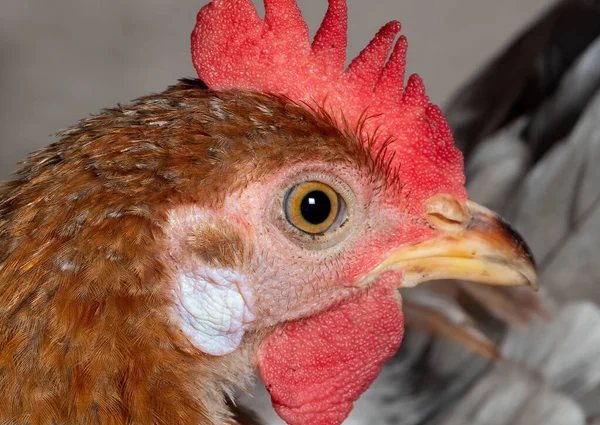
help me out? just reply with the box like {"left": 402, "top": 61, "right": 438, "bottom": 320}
{"left": 285, "top": 182, "right": 346, "bottom": 234}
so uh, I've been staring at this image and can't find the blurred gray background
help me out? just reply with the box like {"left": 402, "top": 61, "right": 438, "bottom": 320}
{"left": 0, "top": 0, "right": 553, "bottom": 180}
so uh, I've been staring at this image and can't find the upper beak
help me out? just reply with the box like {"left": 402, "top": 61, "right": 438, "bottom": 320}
{"left": 360, "top": 194, "right": 537, "bottom": 290}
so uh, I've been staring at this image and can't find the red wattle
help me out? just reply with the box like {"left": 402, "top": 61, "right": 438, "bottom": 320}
{"left": 257, "top": 284, "right": 404, "bottom": 425}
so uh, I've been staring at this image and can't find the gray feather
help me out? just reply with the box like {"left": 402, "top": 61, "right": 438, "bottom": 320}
{"left": 438, "top": 364, "right": 586, "bottom": 425}
{"left": 508, "top": 90, "right": 600, "bottom": 303}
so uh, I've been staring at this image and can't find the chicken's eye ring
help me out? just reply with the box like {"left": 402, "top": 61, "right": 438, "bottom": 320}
{"left": 284, "top": 182, "right": 346, "bottom": 235}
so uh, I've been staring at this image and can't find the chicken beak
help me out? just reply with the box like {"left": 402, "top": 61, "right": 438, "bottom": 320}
{"left": 361, "top": 194, "right": 538, "bottom": 290}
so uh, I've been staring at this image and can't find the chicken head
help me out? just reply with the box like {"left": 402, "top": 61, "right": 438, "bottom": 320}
{"left": 0, "top": 1, "right": 537, "bottom": 425}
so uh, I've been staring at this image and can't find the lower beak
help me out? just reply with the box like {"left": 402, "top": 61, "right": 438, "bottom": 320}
{"left": 361, "top": 194, "right": 537, "bottom": 290}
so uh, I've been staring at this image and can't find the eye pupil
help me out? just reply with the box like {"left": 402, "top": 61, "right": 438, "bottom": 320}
{"left": 300, "top": 190, "right": 332, "bottom": 225}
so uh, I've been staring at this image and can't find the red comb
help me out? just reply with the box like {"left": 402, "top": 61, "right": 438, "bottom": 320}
{"left": 192, "top": 0, "right": 466, "bottom": 207}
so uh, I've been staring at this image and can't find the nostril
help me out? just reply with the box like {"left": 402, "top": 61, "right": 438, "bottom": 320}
{"left": 425, "top": 194, "right": 470, "bottom": 230}
{"left": 428, "top": 212, "right": 464, "bottom": 225}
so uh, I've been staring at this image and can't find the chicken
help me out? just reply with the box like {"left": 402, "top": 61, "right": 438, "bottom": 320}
{"left": 240, "top": 1, "right": 600, "bottom": 424}
{"left": 0, "top": 1, "right": 538, "bottom": 425}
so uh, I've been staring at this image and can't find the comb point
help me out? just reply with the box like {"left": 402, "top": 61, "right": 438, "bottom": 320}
{"left": 375, "top": 35, "right": 408, "bottom": 102}
{"left": 264, "top": 0, "right": 309, "bottom": 40}
{"left": 191, "top": 0, "right": 263, "bottom": 89}
{"left": 312, "top": 0, "right": 348, "bottom": 71}
{"left": 345, "top": 21, "right": 402, "bottom": 91}
{"left": 403, "top": 74, "right": 429, "bottom": 107}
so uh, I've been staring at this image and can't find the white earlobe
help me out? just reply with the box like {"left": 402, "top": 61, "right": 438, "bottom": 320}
{"left": 173, "top": 268, "right": 254, "bottom": 356}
